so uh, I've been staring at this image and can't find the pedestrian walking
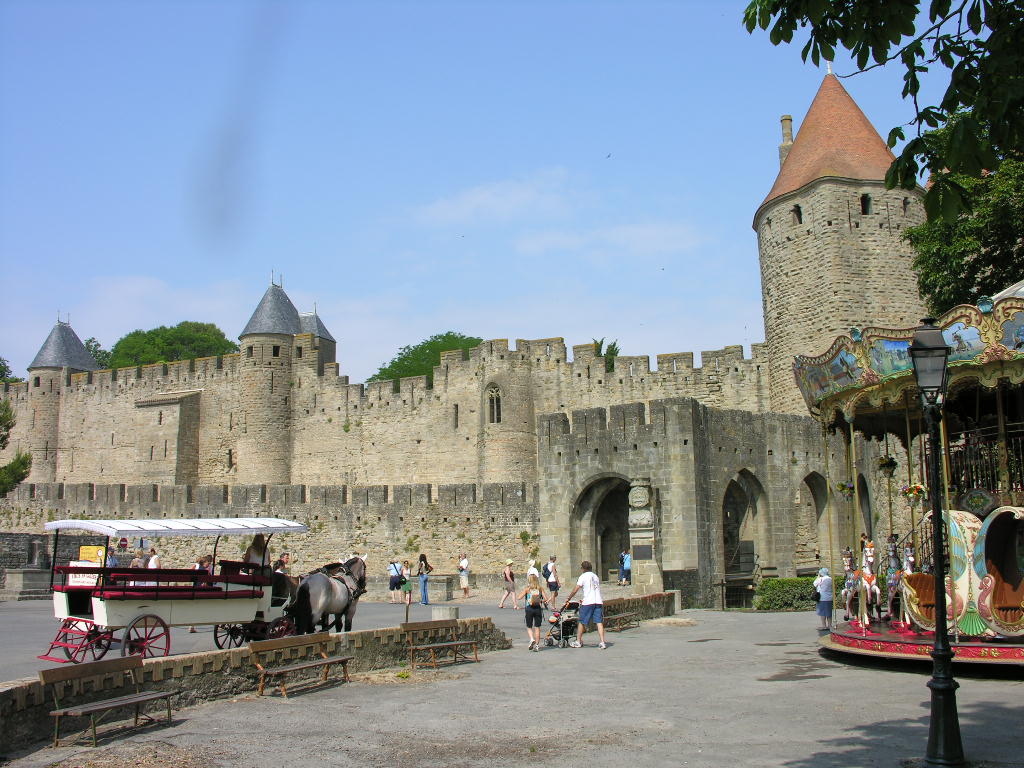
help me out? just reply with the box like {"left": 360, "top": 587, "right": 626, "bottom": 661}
{"left": 498, "top": 559, "right": 519, "bottom": 609}
{"left": 387, "top": 559, "right": 403, "bottom": 603}
{"left": 563, "top": 560, "right": 607, "bottom": 649}
{"left": 543, "top": 555, "right": 560, "bottom": 601}
{"left": 457, "top": 553, "right": 470, "bottom": 598}
{"left": 401, "top": 560, "right": 413, "bottom": 606}
{"left": 813, "top": 567, "right": 834, "bottom": 631}
{"left": 518, "top": 574, "right": 549, "bottom": 651}
{"left": 417, "top": 553, "right": 433, "bottom": 605}
{"left": 620, "top": 548, "right": 632, "bottom": 586}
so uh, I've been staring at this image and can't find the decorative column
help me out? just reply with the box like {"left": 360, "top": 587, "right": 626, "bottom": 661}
{"left": 627, "top": 477, "right": 663, "bottom": 595}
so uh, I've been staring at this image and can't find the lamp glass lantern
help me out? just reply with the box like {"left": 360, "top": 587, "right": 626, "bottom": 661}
{"left": 909, "top": 318, "right": 951, "bottom": 406}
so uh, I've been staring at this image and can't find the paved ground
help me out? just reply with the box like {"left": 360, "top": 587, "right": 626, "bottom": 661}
{"left": 4, "top": 609, "right": 1023, "bottom": 768}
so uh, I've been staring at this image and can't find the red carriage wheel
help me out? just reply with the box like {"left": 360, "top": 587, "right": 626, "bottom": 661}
{"left": 213, "top": 623, "right": 247, "bottom": 649}
{"left": 121, "top": 614, "right": 171, "bottom": 658}
{"left": 267, "top": 616, "right": 295, "bottom": 638}
{"left": 62, "top": 623, "right": 114, "bottom": 663}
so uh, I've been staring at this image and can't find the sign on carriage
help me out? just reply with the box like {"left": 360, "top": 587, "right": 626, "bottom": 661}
{"left": 78, "top": 546, "right": 105, "bottom": 564}
{"left": 66, "top": 561, "right": 99, "bottom": 586}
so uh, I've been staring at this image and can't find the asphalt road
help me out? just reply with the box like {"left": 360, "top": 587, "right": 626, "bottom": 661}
{"left": 5, "top": 610, "right": 1023, "bottom": 768}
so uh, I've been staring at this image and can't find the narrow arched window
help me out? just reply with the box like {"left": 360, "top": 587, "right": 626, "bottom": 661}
{"left": 902, "top": 197, "right": 911, "bottom": 215}
{"left": 791, "top": 205, "right": 802, "bottom": 225}
{"left": 860, "top": 194, "right": 872, "bottom": 214}
{"left": 487, "top": 385, "right": 502, "bottom": 424}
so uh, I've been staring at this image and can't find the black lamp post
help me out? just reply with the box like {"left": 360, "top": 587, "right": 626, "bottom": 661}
{"left": 909, "top": 318, "right": 964, "bottom": 767}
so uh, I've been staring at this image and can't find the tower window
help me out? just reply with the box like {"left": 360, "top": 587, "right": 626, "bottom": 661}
{"left": 487, "top": 385, "right": 502, "bottom": 424}
{"left": 227, "top": 449, "right": 234, "bottom": 468}
{"left": 272, "top": 345, "right": 280, "bottom": 357}
{"left": 860, "top": 194, "right": 872, "bottom": 214}
{"left": 149, "top": 446, "right": 154, "bottom": 460}
{"left": 247, "top": 346, "right": 254, "bottom": 358}
{"left": 33, "top": 376, "right": 40, "bottom": 387}
{"left": 791, "top": 205, "right": 802, "bottom": 225}
{"left": 296, "top": 346, "right": 303, "bottom": 358}
{"left": 902, "top": 197, "right": 911, "bottom": 215}
{"left": 157, "top": 410, "right": 162, "bottom": 425}
{"left": 453, "top": 403, "right": 459, "bottom": 429}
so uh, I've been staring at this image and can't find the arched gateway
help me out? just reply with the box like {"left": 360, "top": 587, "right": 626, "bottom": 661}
{"left": 570, "top": 475, "right": 631, "bottom": 582}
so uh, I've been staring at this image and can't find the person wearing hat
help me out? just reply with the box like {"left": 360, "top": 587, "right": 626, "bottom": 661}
{"left": 526, "top": 559, "right": 540, "bottom": 579}
{"left": 498, "top": 559, "right": 519, "bottom": 609}
{"left": 813, "top": 567, "right": 834, "bottom": 631}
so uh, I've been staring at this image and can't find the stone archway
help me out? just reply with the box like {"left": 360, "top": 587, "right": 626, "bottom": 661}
{"left": 570, "top": 475, "right": 631, "bottom": 582}
{"left": 794, "top": 471, "right": 828, "bottom": 573}
{"left": 722, "top": 469, "right": 770, "bottom": 576}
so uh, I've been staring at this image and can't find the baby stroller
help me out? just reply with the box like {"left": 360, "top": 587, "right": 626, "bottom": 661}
{"left": 544, "top": 601, "right": 580, "bottom": 647}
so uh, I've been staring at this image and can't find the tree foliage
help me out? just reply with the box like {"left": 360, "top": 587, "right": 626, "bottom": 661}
{"left": 0, "top": 357, "right": 23, "bottom": 383}
{"left": 744, "top": 0, "right": 1024, "bottom": 220}
{"left": 369, "top": 332, "right": 483, "bottom": 384}
{"left": 592, "top": 338, "right": 621, "bottom": 372}
{"left": 107, "top": 322, "right": 239, "bottom": 369}
{"left": 83, "top": 337, "right": 112, "bottom": 369}
{"left": 0, "top": 399, "right": 31, "bottom": 494}
{"left": 905, "top": 156, "right": 1024, "bottom": 314}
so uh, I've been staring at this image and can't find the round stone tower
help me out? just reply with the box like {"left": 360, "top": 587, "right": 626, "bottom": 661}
{"left": 24, "top": 321, "right": 99, "bottom": 482}
{"left": 754, "top": 74, "right": 928, "bottom": 414}
{"left": 236, "top": 283, "right": 300, "bottom": 485}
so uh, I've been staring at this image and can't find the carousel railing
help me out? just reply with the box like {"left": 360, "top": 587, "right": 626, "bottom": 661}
{"left": 944, "top": 420, "right": 1024, "bottom": 496}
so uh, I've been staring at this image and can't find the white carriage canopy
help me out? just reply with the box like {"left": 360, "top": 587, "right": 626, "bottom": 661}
{"left": 43, "top": 517, "right": 309, "bottom": 538}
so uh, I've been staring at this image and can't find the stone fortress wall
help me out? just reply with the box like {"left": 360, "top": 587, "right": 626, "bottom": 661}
{"left": 0, "top": 335, "right": 768, "bottom": 491}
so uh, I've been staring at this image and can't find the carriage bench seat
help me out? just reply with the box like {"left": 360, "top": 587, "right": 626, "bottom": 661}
{"left": 39, "top": 655, "right": 178, "bottom": 747}
{"left": 604, "top": 611, "right": 640, "bottom": 632}
{"left": 248, "top": 631, "right": 352, "bottom": 698}
{"left": 95, "top": 587, "right": 263, "bottom": 600}
{"left": 401, "top": 619, "right": 480, "bottom": 670}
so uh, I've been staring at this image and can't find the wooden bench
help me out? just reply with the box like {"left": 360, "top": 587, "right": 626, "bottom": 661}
{"left": 248, "top": 632, "right": 353, "bottom": 698}
{"left": 604, "top": 611, "right": 640, "bottom": 632}
{"left": 38, "top": 655, "right": 177, "bottom": 747}
{"left": 401, "top": 619, "right": 480, "bottom": 669}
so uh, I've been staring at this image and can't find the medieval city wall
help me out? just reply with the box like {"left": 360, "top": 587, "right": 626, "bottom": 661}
{"left": 1, "top": 336, "right": 768, "bottom": 491}
{"left": 0, "top": 480, "right": 541, "bottom": 578}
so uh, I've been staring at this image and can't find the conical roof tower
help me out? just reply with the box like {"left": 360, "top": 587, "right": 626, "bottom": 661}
{"left": 239, "top": 283, "right": 301, "bottom": 338}
{"left": 29, "top": 321, "right": 99, "bottom": 372}
{"left": 754, "top": 74, "right": 927, "bottom": 414}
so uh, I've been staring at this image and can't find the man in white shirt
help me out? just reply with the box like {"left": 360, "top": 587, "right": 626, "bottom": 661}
{"left": 457, "top": 553, "right": 470, "bottom": 598}
{"left": 526, "top": 559, "right": 540, "bottom": 579}
{"left": 563, "top": 560, "right": 607, "bottom": 649}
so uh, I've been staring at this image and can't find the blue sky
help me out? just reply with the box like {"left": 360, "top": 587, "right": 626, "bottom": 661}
{"left": 0, "top": 1, "right": 945, "bottom": 381}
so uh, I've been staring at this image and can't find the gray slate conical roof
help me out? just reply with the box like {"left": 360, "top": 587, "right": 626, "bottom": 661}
{"left": 240, "top": 284, "right": 301, "bottom": 338}
{"left": 29, "top": 322, "right": 100, "bottom": 371}
{"left": 299, "top": 312, "right": 336, "bottom": 342}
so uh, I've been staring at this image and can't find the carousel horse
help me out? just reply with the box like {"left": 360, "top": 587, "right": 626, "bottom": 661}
{"left": 293, "top": 556, "right": 367, "bottom": 634}
{"left": 856, "top": 540, "right": 883, "bottom": 625}
{"left": 841, "top": 548, "right": 859, "bottom": 621}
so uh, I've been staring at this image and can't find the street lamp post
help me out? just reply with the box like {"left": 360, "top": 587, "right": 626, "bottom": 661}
{"left": 909, "top": 318, "right": 964, "bottom": 767}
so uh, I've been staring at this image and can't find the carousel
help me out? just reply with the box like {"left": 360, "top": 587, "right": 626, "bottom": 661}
{"left": 793, "top": 281, "right": 1024, "bottom": 665}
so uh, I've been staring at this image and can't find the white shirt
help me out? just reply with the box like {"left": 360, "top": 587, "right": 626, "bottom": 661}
{"left": 527, "top": 566, "right": 540, "bottom": 579}
{"left": 147, "top": 555, "right": 161, "bottom": 569}
{"left": 459, "top": 557, "right": 469, "bottom": 572}
{"left": 814, "top": 575, "right": 833, "bottom": 599}
{"left": 576, "top": 571, "right": 602, "bottom": 605}
{"left": 547, "top": 562, "right": 558, "bottom": 583}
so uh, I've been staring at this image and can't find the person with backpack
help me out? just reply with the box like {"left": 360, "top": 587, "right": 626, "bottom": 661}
{"left": 543, "top": 555, "right": 560, "bottom": 601}
{"left": 387, "top": 559, "right": 403, "bottom": 603}
{"left": 517, "top": 574, "right": 550, "bottom": 651}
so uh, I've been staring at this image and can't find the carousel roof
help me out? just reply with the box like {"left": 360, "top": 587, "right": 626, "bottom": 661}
{"left": 993, "top": 279, "right": 1024, "bottom": 301}
{"left": 44, "top": 517, "right": 308, "bottom": 538}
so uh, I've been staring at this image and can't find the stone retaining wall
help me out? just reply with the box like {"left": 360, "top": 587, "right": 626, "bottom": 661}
{"left": 0, "top": 617, "right": 509, "bottom": 755}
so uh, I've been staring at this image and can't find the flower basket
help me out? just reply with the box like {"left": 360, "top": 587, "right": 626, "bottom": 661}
{"left": 835, "top": 481, "right": 855, "bottom": 501}
{"left": 876, "top": 455, "right": 898, "bottom": 478}
{"left": 900, "top": 483, "right": 926, "bottom": 502}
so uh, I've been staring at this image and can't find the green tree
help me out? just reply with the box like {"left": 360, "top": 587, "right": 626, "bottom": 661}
{"left": 744, "top": 0, "right": 1024, "bottom": 220}
{"left": 83, "top": 337, "right": 112, "bottom": 369}
{"left": 905, "top": 156, "right": 1024, "bottom": 314}
{"left": 593, "top": 338, "right": 621, "bottom": 372}
{"left": 107, "top": 322, "right": 239, "bottom": 369}
{"left": 369, "top": 332, "right": 483, "bottom": 384}
{"left": 0, "top": 357, "right": 23, "bottom": 383}
{"left": 0, "top": 399, "right": 31, "bottom": 494}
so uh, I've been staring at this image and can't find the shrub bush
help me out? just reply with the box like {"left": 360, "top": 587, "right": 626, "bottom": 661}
{"left": 753, "top": 577, "right": 817, "bottom": 611}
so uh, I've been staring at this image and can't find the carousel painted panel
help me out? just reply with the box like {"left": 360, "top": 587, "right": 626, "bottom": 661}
{"left": 973, "top": 506, "right": 1024, "bottom": 637}
{"left": 946, "top": 509, "right": 990, "bottom": 637}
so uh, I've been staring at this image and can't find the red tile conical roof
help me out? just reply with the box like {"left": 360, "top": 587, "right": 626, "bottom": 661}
{"left": 759, "top": 74, "right": 895, "bottom": 210}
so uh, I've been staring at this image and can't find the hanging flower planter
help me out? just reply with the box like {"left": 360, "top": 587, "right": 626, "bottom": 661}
{"left": 876, "top": 455, "right": 898, "bottom": 477}
{"left": 900, "top": 483, "right": 926, "bottom": 502}
{"left": 835, "top": 481, "right": 855, "bottom": 501}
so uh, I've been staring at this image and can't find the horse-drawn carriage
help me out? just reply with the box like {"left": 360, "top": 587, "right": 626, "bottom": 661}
{"left": 37, "top": 517, "right": 308, "bottom": 663}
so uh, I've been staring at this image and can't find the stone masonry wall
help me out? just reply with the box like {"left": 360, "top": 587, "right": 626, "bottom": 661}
{"left": 755, "top": 179, "right": 927, "bottom": 414}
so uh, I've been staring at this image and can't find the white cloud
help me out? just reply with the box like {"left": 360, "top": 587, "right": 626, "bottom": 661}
{"left": 413, "top": 167, "right": 572, "bottom": 226}
{"left": 516, "top": 221, "right": 702, "bottom": 260}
